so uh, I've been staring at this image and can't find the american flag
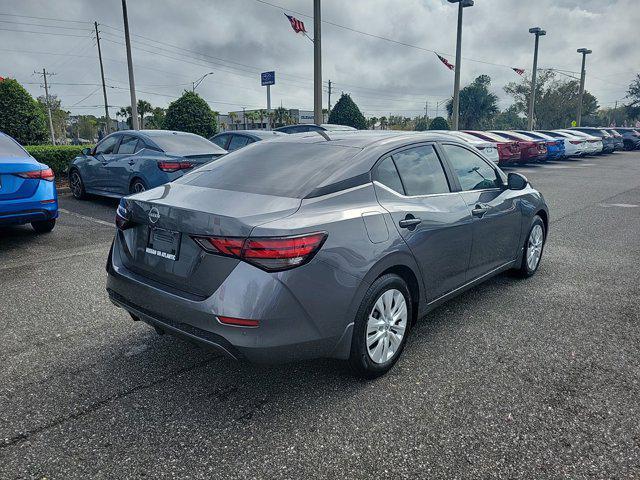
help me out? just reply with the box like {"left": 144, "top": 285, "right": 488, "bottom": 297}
{"left": 512, "top": 67, "right": 525, "bottom": 76}
{"left": 436, "top": 53, "right": 455, "bottom": 71}
{"left": 285, "top": 14, "right": 306, "bottom": 34}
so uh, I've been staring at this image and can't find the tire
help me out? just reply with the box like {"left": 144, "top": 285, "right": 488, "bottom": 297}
{"left": 348, "top": 274, "right": 413, "bottom": 379}
{"left": 31, "top": 219, "right": 56, "bottom": 233}
{"left": 515, "top": 215, "right": 545, "bottom": 278}
{"left": 130, "top": 178, "right": 147, "bottom": 195}
{"left": 69, "top": 169, "right": 86, "bottom": 200}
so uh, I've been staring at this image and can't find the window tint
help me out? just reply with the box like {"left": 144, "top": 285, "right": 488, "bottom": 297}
{"left": 117, "top": 135, "right": 139, "bottom": 154}
{"left": 375, "top": 156, "right": 404, "bottom": 194}
{"left": 391, "top": 145, "right": 450, "bottom": 196}
{"left": 227, "top": 135, "right": 251, "bottom": 151}
{"left": 95, "top": 135, "right": 120, "bottom": 155}
{"left": 0, "top": 135, "right": 28, "bottom": 158}
{"left": 211, "top": 134, "right": 229, "bottom": 149}
{"left": 442, "top": 144, "right": 500, "bottom": 191}
{"left": 179, "top": 142, "right": 359, "bottom": 198}
{"left": 150, "top": 132, "right": 225, "bottom": 155}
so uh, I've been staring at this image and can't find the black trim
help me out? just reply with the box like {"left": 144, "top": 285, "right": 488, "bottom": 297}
{"left": 305, "top": 172, "right": 371, "bottom": 198}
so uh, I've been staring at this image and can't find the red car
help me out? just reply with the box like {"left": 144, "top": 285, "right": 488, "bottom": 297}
{"left": 490, "top": 131, "right": 547, "bottom": 163}
{"left": 463, "top": 131, "right": 522, "bottom": 165}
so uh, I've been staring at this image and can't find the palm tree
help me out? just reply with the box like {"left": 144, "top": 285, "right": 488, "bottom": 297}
{"left": 257, "top": 109, "right": 267, "bottom": 129}
{"left": 379, "top": 116, "right": 388, "bottom": 130}
{"left": 228, "top": 112, "right": 238, "bottom": 130}
{"left": 137, "top": 99, "right": 153, "bottom": 129}
{"left": 368, "top": 117, "right": 378, "bottom": 130}
{"left": 117, "top": 106, "right": 132, "bottom": 129}
{"left": 244, "top": 111, "right": 258, "bottom": 129}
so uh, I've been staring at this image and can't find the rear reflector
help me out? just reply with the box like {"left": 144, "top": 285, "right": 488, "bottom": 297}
{"left": 157, "top": 161, "right": 194, "bottom": 172}
{"left": 16, "top": 168, "right": 55, "bottom": 181}
{"left": 193, "top": 232, "right": 327, "bottom": 271}
{"left": 217, "top": 316, "right": 259, "bottom": 328}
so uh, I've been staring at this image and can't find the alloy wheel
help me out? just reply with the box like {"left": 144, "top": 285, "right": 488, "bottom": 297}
{"left": 526, "top": 224, "right": 544, "bottom": 271}
{"left": 70, "top": 171, "right": 82, "bottom": 197}
{"left": 132, "top": 181, "right": 146, "bottom": 194}
{"left": 366, "top": 289, "right": 408, "bottom": 364}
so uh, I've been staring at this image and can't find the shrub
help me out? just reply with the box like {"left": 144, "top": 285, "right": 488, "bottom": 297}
{"left": 328, "top": 94, "right": 367, "bottom": 130}
{"left": 24, "top": 145, "right": 91, "bottom": 175}
{"left": 163, "top": 91, "right": 217, "bottom": 137}
{"left": 429, "top": 117, "right": 450, "bottom": 130}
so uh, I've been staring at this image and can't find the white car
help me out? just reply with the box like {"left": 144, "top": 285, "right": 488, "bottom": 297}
{"left": 431, "top": 130, "right": 500, "bottom": 165}
{"left": 555, "top": 129, "right": 602, "bottom": 155}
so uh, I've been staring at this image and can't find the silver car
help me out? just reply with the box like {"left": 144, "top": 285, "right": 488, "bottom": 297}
{"left": 107, "top": 131, "right": 549, "bottom": 378}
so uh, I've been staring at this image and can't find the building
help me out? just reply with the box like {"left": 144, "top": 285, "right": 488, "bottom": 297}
{"left": 218, "top": 108, "right": 327, "bottom": 131}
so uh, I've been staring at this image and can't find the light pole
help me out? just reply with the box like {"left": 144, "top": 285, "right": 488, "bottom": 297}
{"left": 447, "top": 0, "right": 473, "bottom": 130}
{"left": 192, "top": 72, "right": 214, "bottom": 92}
{"left": 527, "top": 27, "right": 546, "bottom": 130}
{"left": 313, "top": 0, "right": 322, "bottom": 125}
{"left": 576, "top": 48, "right": 592, "bottom": 127}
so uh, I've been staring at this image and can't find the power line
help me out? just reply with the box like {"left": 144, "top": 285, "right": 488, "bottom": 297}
{"left": 0, "top": 19, "right": 91, "bottom": 31}
{"left": 0, "top": 27, "right": 91, "bottom": 38}
{"left": 0, "top": 12, "right": 91, "bottom": 24}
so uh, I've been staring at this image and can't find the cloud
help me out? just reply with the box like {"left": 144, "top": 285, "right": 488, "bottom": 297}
{"left": 3, "top": 0, "right": 636, "bottom": 118}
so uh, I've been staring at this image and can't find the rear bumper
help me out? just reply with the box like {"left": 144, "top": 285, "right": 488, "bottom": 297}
{"left": 106, "top": 242, "right": 351, "bottom": 363}
{"left": 0, "top": 180, "right": 58, "bottom": 226}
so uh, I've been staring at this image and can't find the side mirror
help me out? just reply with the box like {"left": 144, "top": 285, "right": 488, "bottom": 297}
{"left": 82, "top": 147, "right": 91, "bottom": 156}
{"left": 507, "top": 172, "right": 528, "bottom": 190}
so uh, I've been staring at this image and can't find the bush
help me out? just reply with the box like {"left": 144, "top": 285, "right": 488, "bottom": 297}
{"left": 328, "top": 94, "right": 367, "bottom": 130}
{"left": 428, "top": 117, "right": 450, "bottom": 130}
{"left": 24, "top": 145, "right": 91, "bottom": 175}
{"left": 163, "top": 91, "right": 217, "bottom": 137}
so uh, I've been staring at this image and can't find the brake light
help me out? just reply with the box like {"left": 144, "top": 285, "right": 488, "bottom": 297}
{"left": 569, "top": 140, "right": 582, "bottom": 145}
{"left": 193, "top": 232, "right": 327, "bottom": 271}
{"left": 157, "top": 161, "right": 194, "bottom": 172}
{"left": 16, "top": 168, "right": 55, "bottom": 181}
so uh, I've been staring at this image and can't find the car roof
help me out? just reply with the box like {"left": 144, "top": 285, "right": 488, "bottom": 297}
{"left": 220, "top": 130, "right": 286, "bottom": 139}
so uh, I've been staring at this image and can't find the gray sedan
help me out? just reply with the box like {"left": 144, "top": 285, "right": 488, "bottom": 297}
{"left": 69, "top": 130, "right": 226, "bottom": 199}
{"left": 107, "top": 131, "right": 548, "bottom": 378}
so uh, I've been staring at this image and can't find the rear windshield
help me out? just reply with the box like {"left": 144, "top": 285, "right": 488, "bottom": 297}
{"left": 0, "top": 135, "right": 28, "bottom": 158}
{"left": 150, "top": 133, "right": 226, "bottom": 155}
{"left": 180, "top": 142, "right": 360, "bottom": 198}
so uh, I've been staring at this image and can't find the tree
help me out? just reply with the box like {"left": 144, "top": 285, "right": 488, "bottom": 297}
{"left": 624, "top": 74, "right": 640, "bottom": 121}
{"left": 368, "top": 116, "right": 379, "bottom": 130}
{"left": 117, "top": 106, "right": 133, "bottom": 129}
{"left": 0, "top": 78, "right": 48, "bottom": 144}
{"left": 446, "top": 75, "right": 498, "bottom": 129}
{"left": 137, "top": 99, "right": 153, "bottom": 129}
{"left": 37, "top": 94, "right": 68, "bottom": 143}
{"left": 492, "top": 105, "right": 526, "bottom": 130}
{"left": 77, "top": 115, "right": 98, "bottom": 140}
{"left": 328, "top": 93, "right": 367, "bottom": 129}
{"left": 257, "top": 109, "right": 267, "bottom": 129}
{"left": 414, "top": 115, "right": 429, "bottom": 131}
{"left": 429, "top": 117, "right": 449, "bottom": 130}
{"left": 379, "top": 116, "right": 388, "bottom": 130}
{"left": 163, "top": 91, "right": 217, "bottom": 137}
{"left": 504, "top": 71, "right": 598, "bottom": 129}
{"left": 146, "top": 107, "right": 166, "bottom": 129}
{"left": 273, "top": 106, "right": 290, "bottom": 127}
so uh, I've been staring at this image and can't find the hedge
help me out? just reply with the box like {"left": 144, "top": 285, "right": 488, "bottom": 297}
{"left": 23, "top": 145, "right": 92, "bottom": 176}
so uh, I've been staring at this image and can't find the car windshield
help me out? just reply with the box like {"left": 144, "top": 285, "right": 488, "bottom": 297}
{"left": 149, "top": 133, "right": 225, "bottom": 155}
{"left": 179, "top": 142, "right": 360, "bottom": 198}
{"left": 0, "top": 135, "right": 29, "bottom": 158}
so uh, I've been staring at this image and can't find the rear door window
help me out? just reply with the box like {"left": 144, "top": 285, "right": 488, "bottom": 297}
{"left": 211, "top": 134, "right": 230, "bottom": 149}
{"left": 391, "top": 145, "right": 450, "bottom": 196}
{"left": 116, "top": 135, "right": 139, "bottom": 154}
{"left": 442, "top": 144, "right": 500, "bottom": 191}
{"left": 227, "top": 135, "right": 251, "bottom": 151}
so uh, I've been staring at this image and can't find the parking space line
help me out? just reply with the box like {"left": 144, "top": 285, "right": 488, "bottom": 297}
{"left": 59, "top": 208, "right": 114, "bottom": 228}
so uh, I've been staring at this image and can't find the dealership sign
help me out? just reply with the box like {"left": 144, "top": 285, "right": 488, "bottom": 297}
{"left": 261, "top": 71, "right": 275, "bottom": 86}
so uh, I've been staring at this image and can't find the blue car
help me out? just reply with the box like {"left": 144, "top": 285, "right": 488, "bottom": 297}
{"left": 69, "top": 130, "right": 227, "bottom": 199}
{"left": 515, "top": 130, "right": 566, "bottom": 160}
{"left": 0, "top": 132, "right": 58, "bottom": 233}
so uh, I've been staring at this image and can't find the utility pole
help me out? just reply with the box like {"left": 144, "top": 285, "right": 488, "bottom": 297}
{"left": 527, "top": 27, "right": 546, "bottom": 130}
{"left": 576, "top": 48, "right": 592, "bottom": 127}
{"left": 327, "top": 79, "right": 332, "bottom": 115}
{"left": 94, "top": 22, "right": 111, "bottom": 135}
{"left": 448, "top": 0, "right": 473, "bottom": 130}
{"left": 121, "top": 0, "right": 139, "bottom": 130}
{"left": 424, "top": 100, "right": 429, "bottom": 118}
{"left": 313, "top": 0, "right": 322, "bottom": 125}
{"left": 36, "top": 68, "right": 56, "bottom": 144}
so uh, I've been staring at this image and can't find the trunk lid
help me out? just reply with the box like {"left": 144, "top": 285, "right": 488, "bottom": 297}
{"left": 117, "top": 183, "right": 301, "bottom": 298}
{"left": 0, "top": 159, "right": 43, "bottom": 200}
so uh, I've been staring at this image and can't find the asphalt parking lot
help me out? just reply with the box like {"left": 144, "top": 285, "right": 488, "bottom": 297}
{"left": 1, "top": 152, "right": 639, "bottom": 479}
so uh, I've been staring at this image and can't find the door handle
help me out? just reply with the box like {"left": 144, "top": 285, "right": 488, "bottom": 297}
{"left": 128, "top": 160, "right": 136, "bottom": 165}
{"left": 398, "top": 216, "right": 422, "bottom": 229}
{"left": 472, "top": 204, "right": 489, "bottom": 217}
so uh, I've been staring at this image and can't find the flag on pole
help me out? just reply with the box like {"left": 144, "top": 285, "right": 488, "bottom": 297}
{"left": 435, "top": 53, "right": 455, "bottom": 71}
{"left": 512, "top": 68, "right": 525, "bottom": 76}
{"left": 285, "top": 14, "right": 306, "bottom": 34}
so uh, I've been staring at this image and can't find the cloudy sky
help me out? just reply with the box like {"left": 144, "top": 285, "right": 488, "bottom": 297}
{"left": 2, "top": 0, "right": 637, "bottom": 119}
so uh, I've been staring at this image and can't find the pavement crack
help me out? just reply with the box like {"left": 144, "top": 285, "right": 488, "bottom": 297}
{"left": 0, "top": 357, "right": 218, "bottom": 450}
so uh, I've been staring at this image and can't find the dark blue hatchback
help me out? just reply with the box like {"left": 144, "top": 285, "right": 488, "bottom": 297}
{"left": 0, "top": 132, "right": 58, "bottom": 233}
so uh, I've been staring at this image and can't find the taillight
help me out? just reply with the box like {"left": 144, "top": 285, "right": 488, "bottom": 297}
{"left": 193, "top": 232, "right": 327, "bottom": 271}
{"left": 16, "top": 168, "right": 55, "bottom": 181}
{"left": 157, "top": 161, "right": 194, "bottom": 172}
{"left": 569, "top": 140, "right": 582, "bottom": 145}
{"left": 115, "top": 199, "right": 134, "bottom": 230}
